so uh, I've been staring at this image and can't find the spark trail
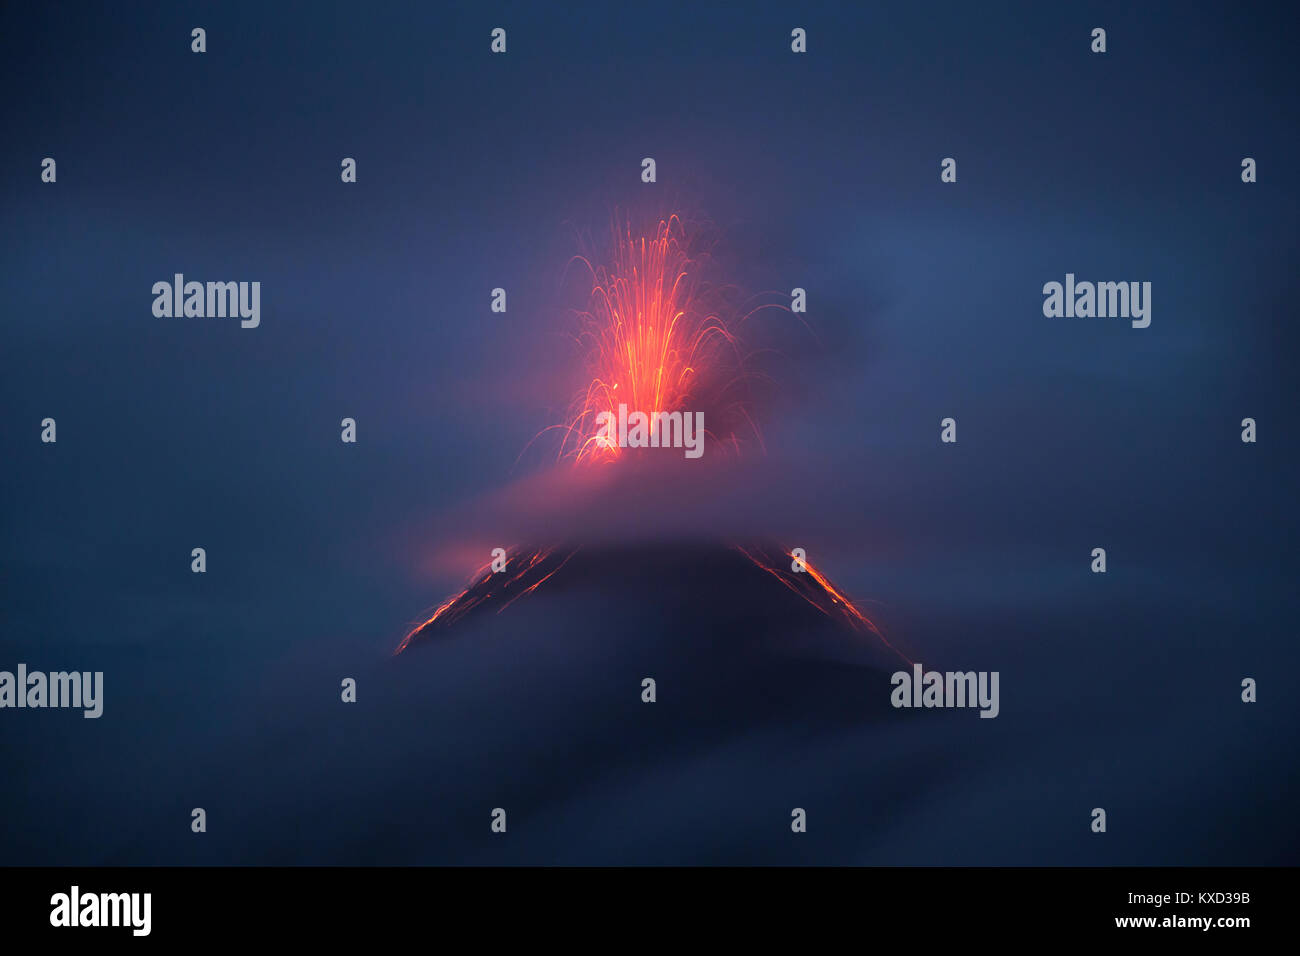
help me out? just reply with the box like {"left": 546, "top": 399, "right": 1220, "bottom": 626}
{"left": 550, "top": 214, "right": 748, "bottom": 464}
{"left": 397, "top": 214, "right": 895, "bottom": 659}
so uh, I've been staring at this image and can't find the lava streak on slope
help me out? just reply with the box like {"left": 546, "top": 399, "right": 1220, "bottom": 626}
{"left": 396, "top": 546, "right": 578, "bottom": 654}
{"left": 397, "top": 542, "right": 906, "bottom": 665}
{"left": 397, "top": 213, "right": 899, "bottom": 662}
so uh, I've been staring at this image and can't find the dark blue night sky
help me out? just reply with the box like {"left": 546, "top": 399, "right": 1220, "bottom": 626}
{"left": 1, "top": 1, "right": 1297, "bottom": 864}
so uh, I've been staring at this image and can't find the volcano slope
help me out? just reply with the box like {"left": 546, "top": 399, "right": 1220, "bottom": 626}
{"left": 398, "top": 542, "right": 906, "bottom": 665}
{"left": 351, "top": 542, "right": 934, "bottom": 863}
{"left": 93, "top": 543, "right": 929, "bottom": 866}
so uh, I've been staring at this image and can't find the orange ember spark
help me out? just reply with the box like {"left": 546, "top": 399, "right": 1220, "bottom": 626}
{"left": 554, "top": 215, "right": 743, "bottom": 465}
{"left": 396, "top": 215, "right": 897, "bottom": 659}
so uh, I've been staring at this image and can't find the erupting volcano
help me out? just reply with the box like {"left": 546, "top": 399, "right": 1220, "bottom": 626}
{"left": 397, "top": 213, "right": 905, "bottom": 664}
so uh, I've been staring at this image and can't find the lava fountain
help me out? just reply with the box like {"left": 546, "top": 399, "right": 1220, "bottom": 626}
{"left": 397, "top": 213, "right": 904, "bottom": 663}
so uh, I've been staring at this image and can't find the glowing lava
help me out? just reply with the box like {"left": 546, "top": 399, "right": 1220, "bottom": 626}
{"left": 397, "top": 214, "right": 898, "bottom": 661}
{"left": 735, "top": 546, "right": 910, "bottom": 664}
{"left": 551, "top": 214, "right": 750, "bottom": 464}
{"left": 396, "top": 547, "right": 578, "bottom": 654}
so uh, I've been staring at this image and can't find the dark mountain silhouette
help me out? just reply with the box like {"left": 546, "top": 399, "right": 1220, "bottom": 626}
{"left": 397, "top": 541, "right": 910, "bottom": 671}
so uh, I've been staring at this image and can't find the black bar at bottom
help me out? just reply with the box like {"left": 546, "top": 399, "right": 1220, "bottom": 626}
{"left": 1, "top": 866, "right": 1281, "bottom": 941}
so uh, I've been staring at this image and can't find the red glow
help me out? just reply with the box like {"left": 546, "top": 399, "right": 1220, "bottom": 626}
{"left": 396, "top": 215, "right": 895, "bottom": 658}
{"left": 396, "top": 548, "right": 577, "bottom": 654}
{"left": 549, "top": 214, "right": 747, "bottom": 464}
{"left": 734, "top": 546, "right": 910, "bottom": 665}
